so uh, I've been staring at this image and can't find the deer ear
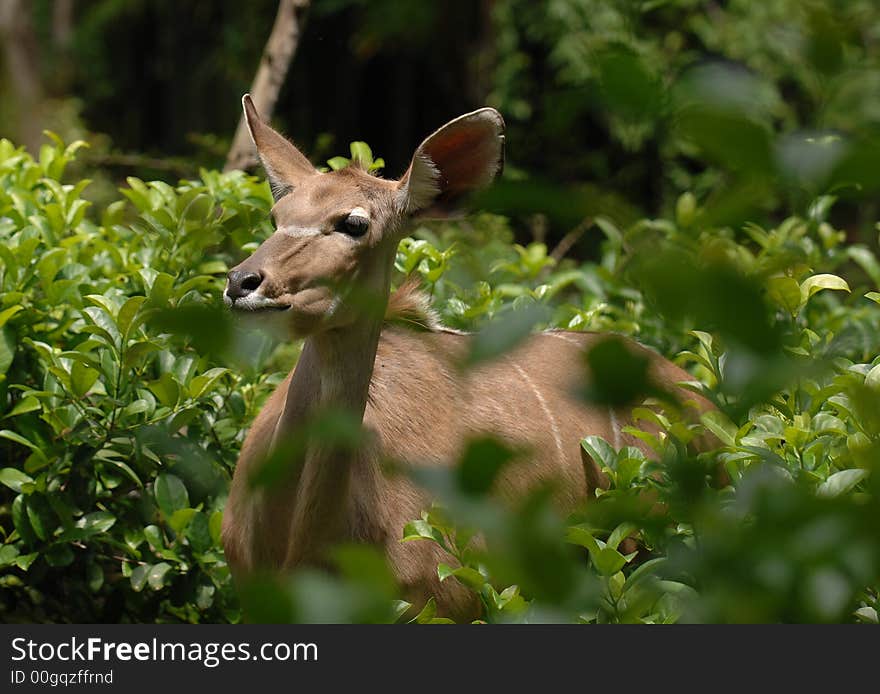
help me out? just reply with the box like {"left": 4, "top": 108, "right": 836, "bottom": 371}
{"left": 242, "top": 94, "right": 317, "bottom": 200}
{"left": 397, "top": 108, "right": 505, "bottom": 214}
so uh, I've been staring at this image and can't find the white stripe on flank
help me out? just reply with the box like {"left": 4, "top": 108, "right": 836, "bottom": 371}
{"left": 544, "top": 332, "right": 622, "bottom": 450}
{"left": 608, "top": 408, "right": 621, "bottom": 450}
{"left": 511, "top": 361, "right": 565, "bottom": 467}
{"left": 545, "top": 331, "right": 583, "bottom": 348}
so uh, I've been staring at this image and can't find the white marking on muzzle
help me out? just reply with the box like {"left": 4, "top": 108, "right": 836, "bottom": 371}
{"left": 224, "top": 290, "right": 287, "bottom": 311}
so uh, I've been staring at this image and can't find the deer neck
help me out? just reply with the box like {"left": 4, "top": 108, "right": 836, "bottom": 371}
{"left": 271, "top": 266, "right": 392, "bottom": 567}
{"left": 306, "top": 314, "right": 384, "bottom": 413}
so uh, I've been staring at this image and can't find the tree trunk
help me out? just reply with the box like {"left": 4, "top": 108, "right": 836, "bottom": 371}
{"left": 224, "top": 0, "right": 310, "bottom": 172}
{"left": 49, "top": 0, "right": 75, "bottom": 95}
{"left": 52, "top": 0, "right": 74, "bottom": 50}
{"left": 0, "top": 0, "right": 45, "bottom": 152}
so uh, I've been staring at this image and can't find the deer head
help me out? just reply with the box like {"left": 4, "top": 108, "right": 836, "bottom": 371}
{"left": 224, "top": 94, "right": 505, "bottom": 335}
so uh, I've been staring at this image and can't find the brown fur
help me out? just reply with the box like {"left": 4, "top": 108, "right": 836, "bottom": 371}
{"left": 221, "top": 99, "right": 714, "bottom": 622}
{"left": 384, "top": 278, "right": 441, "bottom": 330}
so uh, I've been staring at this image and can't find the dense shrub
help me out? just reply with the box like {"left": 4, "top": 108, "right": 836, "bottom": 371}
{"left": 0, "top": 136, "right": 276, "bottom": 622}
{"left": 1, "top": 135, "right": 879, "bottom": 623}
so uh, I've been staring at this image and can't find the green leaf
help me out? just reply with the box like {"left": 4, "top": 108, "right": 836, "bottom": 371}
{"left": 675, "top": 192, "right": 697, "bottom": 227}
{"left": 148, "top": 372, "right": 180, "bottom": 408}
{"left": 391, "top": 600, "right": 412, "bottom": 622}
{"left": 12, "top": 495, "right": 38, "bottom": 546}
{"left": 8, "top": 396, "right": 41, "bottom": 416}
{"left": 799, "top": 273, "right": 850, "bottom": 306}
{"left": 123, "top": 340, "right": 161, "bottom": 367}
{"left": 0, "top": 430, "right": 47, "bottom": 463}
{"left": 130, "top": 564, "right": 150, "bottom": 592}
{"left": 78, "top": 511, "right": 116, "bottom": 534}
{"left": 154, "top": 474, "right": 189, "bottom": 516}
{"left": 209, "top": 511, "right": 223, "bottom": 545}
{"left": 87, "top": 562, "right": 104, "bottom": 592}
{"left": 326, "top": 156, "right": 350, "bottom": 171}
{"left": 615, "top": 452, "right": 646, "bottom": 488}
{"left": 623, "top": 557, "right": 667, "bottom": 593}
{"left": 147, "top": 562, "right": 173, "bottom": 590}
{"left": 608, "top": 570, "right": 626, "bottom": 600}
{"left": 581, "top": 436, "right": 617, "bottom": 470}
{"left": 82, "top": 302, "right": 121, "bottom": 347}
{"left": 855, "top": 606, "right": 878, "bottom": 624}
{"left": 811, "top": 414, "right": 847, "bottom": 435}
{"left": 349, "top": 141, "right": 373, "bottom": 166}
{"left": 456, "top": 437, "right": 515, "bottom": 497}
{"left": 566, "top": 525, "right": 627, "bottom": 575}
{"left": 583, "top": 337, "right": 654, "bottom": 406}
{"left": 102, "top": 458, "right": 143, "bottom": 488}
{"left": 168, "top": 508, "right": 197, "bottom": 534}
{"left": 438, "top": 563, "right": 486, "bottom": 591}
{"left": 45, "top": 544, "right": 74, "bottom": 567}
{"left": 607, "top": 522, "right": 638, "bottom": 551}
{"left": 25, "top": 494, "right": 57, "bottom": 541}
{"left": 197, "top": 260, "right": 228, "bottom": 275}
{"left": 182, "top": 193, "right": 213, "bottom": 222}
{"left": 865, "top": 363, "right": 880, "bottom": 391}
{"left": 437, "top": 563, "right": 455, "bottom": 582}
{"left": 816, "top": 469, "right": 869, "bottom": 498}
{"left": 144, "top": 524, "right": 164, "bottom": 549}
{"left": 117, "top": 296, "right": 147, "bottom": 336}
{"left": 185, "top": 512, "right": 213, "bottom": 553}
{"left": 700, "top": 410, "right": 738, "bottom": 447}
{"left": 70, "top": 360, "right": 100, "bottom": 398}
{"left": 565, "top": 525, "right": 600, "bottom": 554}
{"left": 0, "top": 327, "right": 14, "bottom": 376}
{"left": 189, "top": 367, "right": 230, "bottom": 399}
{"left": 84, "top": 293, "right": 119, "bottom": 320}
{"left": 0, "top": 305, "right": 23, "bottom": 328}
{"left": 413, "top": 597, "right": 436, "bottom": 623}
{"left": 0, "top": 468, "right": 34, "bottom": 493}
{"left": 402, "top": 519, "right": 443, "bottom": 545}
{"left": 0, "top": 544, "right": 20, "bottom": 567}
{"left": 766, "top": 276, "right": 802, "bottom": 314}
{"left": 593, "top": 546, "right": 628, "bottom": 576}
{"left": 442, "top": 566, "right": 486, "bottom": 591}
{"left": 14, "top": 551, "right": 38, "bottom": 571}
{"left": 148, "top": 272, "right": 175, "bottom": 306}
{"left": 412, "top": 597, "right": 454, "bottom": 624}
{"left": 465, "top": 303, "right": 550, "bottom": 367}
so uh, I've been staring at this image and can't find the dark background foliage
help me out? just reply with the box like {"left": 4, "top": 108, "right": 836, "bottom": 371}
{"left": 8, "top": 1, "right": 880, "bottom": 233}
{"left": 2, "top": 0, "right": 880, "bottom": 624}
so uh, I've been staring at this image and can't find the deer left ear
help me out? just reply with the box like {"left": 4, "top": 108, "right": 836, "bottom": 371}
{"left": 242, "top": 93, "right": 318, "bottom": 201}
{"left": 397, "top": 108, "right": 505, "bottom": 215}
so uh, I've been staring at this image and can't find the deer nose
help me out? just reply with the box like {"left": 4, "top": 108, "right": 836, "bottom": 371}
{"left": 226, "top": 269, "right": 264, "bottom": 300}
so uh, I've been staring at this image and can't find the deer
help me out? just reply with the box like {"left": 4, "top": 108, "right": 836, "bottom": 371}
{"left": 220, "top": 95, "right": 715, "bottom": 621}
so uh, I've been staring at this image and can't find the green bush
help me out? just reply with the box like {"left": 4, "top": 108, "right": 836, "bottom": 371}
{"left": 0, "top": 135, "right": 278, "bottom": 622}
{"left": 1, "top": 135, "right": 879, "bottom": 623}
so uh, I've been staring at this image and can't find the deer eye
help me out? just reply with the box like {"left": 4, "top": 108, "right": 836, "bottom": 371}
{"left": 337, "top": 214, "right": 370, "bottom": 237}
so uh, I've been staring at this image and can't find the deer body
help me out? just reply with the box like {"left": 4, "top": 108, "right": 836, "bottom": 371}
{"left": 220, "top": 97, "right": 710, "bottom": 619}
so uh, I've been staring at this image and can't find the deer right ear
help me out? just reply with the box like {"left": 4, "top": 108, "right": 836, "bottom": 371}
{"left": 397, "top": 108, "right": 505, "bottom": 215}
{"left": 242, "top": 94, "right": 317, "bottom": 200}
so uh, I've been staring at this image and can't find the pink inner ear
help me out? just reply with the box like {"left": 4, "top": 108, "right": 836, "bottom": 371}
{"left": 422, "top": 120, "right": 502, "bottom": 198}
